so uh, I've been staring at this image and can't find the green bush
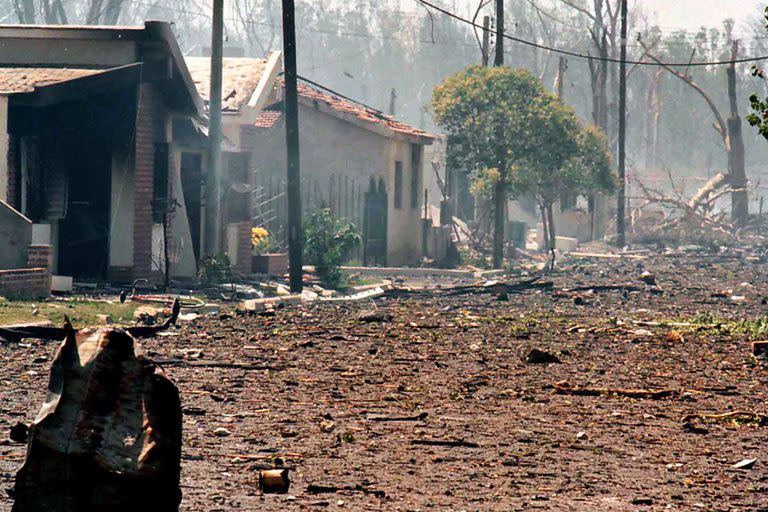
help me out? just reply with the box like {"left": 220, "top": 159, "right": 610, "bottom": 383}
{"left": 198, "top": 253, "right": 231, "bottom": 285}
{"left": 303, "top": 208, "right": 361, "bottom": 289}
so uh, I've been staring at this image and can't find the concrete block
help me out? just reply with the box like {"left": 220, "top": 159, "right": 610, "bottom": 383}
{"left": 752, "top": 341, "right": 768, "bottom": 357}
{"left": 51, "top": 275, "right": 73, "bottom": 293}
{"left": 556, "top": 236, "right": 580, "bottom": 252}
{"left": 32, "top": 224, "right": 51, "bottom": 245}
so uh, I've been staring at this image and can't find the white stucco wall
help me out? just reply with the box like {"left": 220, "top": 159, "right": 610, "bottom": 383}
{"left": 0, "top": 96, "right": 8, "bottom": 204}
{"left": 109, "top": 143, "right": 134, "bottom": 268}
{"left": 248, "top": 104, "right": 425, "bottom": 266}
{"left": 169, "top": 146, "right": 200, "bottom": 279}
{"left": 387, "top": 139, "right": 422, "bottom": 266}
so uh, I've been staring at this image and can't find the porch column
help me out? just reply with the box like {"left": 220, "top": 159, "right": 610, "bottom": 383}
{"left": 0, "top": 95, "right": 8, "bottom": 203}
{"left": 133, "top": 84, "right": 154, "bottom": 280}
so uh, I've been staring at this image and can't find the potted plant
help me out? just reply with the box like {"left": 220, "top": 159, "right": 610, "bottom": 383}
{"left": 251, "top": 227, "right": 288, "bottom": 276}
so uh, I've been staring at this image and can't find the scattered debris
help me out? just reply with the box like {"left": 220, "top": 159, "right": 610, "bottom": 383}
{"left": 553, "top": 381, "right": 678, "bottom": 400}
{"left": 411, "top": 438, "right": 479, "bottom": 448}
{"left": 681, "top": 411, "right": 768, "bottom": 428}
{"left": 259, "top": 469, "right": 291, "bottom": 494}
{"left": 356, "top": 310, "right": 393, "bottom": 323}
{"left": 525, "top": 349, "right": 561, "bottom": 364}
{"left": 732, "top": 459, "right": 757, "bottom": 470}
{"left": 11, "top": 319, "right": 182, "bottom": 511}
{"left": 366, "top": 412, "right": 428, "bottom": 422}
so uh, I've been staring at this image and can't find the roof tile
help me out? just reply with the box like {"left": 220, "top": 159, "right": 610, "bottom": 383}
{"left": 0, "top": 67, "right": 108, "bottom": 94}
{"left": 185, "top": 57, "right": 267, "bottom": 112}
{"left": 294, "top": 80, "right": 434, "bottom": 141}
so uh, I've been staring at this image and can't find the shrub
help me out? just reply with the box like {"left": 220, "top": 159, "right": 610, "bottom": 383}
{"left": 303, "top": 208, "right": 361, "bottom": 289}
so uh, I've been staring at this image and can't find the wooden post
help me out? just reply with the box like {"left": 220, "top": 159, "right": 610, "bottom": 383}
{"left": 616, "top": 0, "right": 627, "bottom": 246}
{"left": 727, "top": 40, "right": 748, "bottom": 227}
{"left": 481, "top": 16, "right": 490, "bottom": 66}
{"left": 282, "top": 0, "right": 303, "bottom": 292}
{"left": 492, "top": 0, "right": 506, "bottom": 269}
{"left": 205, "top": 0, "right": 224, "bottom": 256}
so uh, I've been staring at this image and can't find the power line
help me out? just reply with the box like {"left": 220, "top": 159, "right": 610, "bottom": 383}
{"left": 413, "top": 0, "right": 768, "bottom": 66}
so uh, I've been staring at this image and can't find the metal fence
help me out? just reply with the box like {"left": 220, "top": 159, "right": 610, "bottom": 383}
{"left": 252, "top": 170, "right": 366, "bottom": 253}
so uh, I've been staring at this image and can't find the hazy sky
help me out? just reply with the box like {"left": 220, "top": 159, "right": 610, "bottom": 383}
{"left": 640, "top": 0, "right": 763, "bottom": 31}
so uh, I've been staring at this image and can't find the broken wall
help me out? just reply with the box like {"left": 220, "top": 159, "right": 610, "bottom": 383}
{"left": 0, "top": 200, "right": 32, "bottom": 269}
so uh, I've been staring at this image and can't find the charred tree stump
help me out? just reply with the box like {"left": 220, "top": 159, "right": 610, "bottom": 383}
{"left": 11, "top": 321, "right": 182, "bottom": 512}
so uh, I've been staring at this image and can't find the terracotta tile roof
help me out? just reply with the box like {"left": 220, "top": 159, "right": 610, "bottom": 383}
{"left": 254, "top": 109, "right": 282, "bottom": 129}
{"left": 0, "top": 67, "right": 109, "bottom": 94}
{"left": 185, "top": 56, "right": 267, "bottom": 112}
{"left": 294, "top": 80, "right": 435, "bottom": 142}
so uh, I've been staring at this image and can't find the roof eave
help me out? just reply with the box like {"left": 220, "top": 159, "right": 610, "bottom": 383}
{"left": 144, "top": 21, "right": 204, "bottom": 117}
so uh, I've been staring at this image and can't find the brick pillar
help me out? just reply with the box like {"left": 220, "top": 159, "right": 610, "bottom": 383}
{"left": 0, "top": 95, "right": 8, "bottom": 204}
{"left": 233, "top": 222, "right": 252, "bottom": 276}
{"left": 7, "top": 136, "right": 18, "bottom": 210}
{"left": 133, "top": 84, "right": 154, "bottom": 280}
{"left": 27, "top": 244, "right": 52, "bottom": 297}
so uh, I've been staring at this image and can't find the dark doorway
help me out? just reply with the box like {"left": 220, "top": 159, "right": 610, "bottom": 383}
{"left": 56, "top": 134, "right": 112, "bottom": 279}
{"left": 181, "top": 153, "right": 203, "bottom": 262}
{"left": 363, "top": 177, "right": 388, "bottom": 266}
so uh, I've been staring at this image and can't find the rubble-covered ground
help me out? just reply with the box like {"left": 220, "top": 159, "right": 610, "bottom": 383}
{"left": 2, "top": 248, "right": 768, "bottom": 511}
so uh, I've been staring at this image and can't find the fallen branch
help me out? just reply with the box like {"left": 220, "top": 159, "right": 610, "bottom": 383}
{"left": 0, "top": 299, "right": 181, "bottom": 343}
{"left": 307, "top": 484, "right": 386, "bottom": 498}
{"left": 553, "top": 381, "right": 678, "bottom": 400}
{"left": 367, "top": 412, "right": 428, "bottom": 422}
{"left": 681, "top": 411, "right": 768, "bottom": 427}
{"left": 411, "top": 438, "right": 480, "bottom": 448}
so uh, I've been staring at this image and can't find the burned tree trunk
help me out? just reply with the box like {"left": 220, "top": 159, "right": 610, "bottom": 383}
{"left": 11, "top": 321, "right": 182, "bottom": 512}
{"left": 639, "top": 36, "right": 749, "bottom": 227}
{"left": 727, "top": 41, "right": 749, "bottom": 226}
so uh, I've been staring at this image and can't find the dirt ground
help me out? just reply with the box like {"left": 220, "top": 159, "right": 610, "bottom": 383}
{"left": 2, "top": 248, "right": 768, "bottom": 511}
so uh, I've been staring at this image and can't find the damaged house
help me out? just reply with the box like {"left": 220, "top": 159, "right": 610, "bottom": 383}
{"left": 184, "top": 55, "right": 436, "bottom": 267}
{"left": 0, "top": 24, "right": 435, "bottom": 293}
{"left": 247, "top": 77, "right": 436, "bottom": 266}
{"left": 0, "top": 22, "right": 272, "bottom": 286}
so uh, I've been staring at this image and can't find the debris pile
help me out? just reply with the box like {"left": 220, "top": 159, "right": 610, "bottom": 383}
{"left": 11, "top": 320, "right": 182, "bottom": 512}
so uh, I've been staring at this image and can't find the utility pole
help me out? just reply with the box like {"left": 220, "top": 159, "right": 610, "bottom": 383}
{"left": 205, "top": 0, "right": 224, "bottom": 256}
{"left": 494, "top": 0, "right": 504, "bottom": 66}
{"left": 616, "top": 0, "right": 627, "bottom": 247}
{"left": 492, "top": 0, "right": 505, "bottom": 268}
{"left": 389, "top": 88, "right": 397, "bottom": 116}
{"left": 481, "top": 15, "right": 490, "bottom": 66}
{"left": 282, "top": 0, "right": 303, "bottom": 292}
{"left": 556, "top": 56, "right": 567, "bottom": 100}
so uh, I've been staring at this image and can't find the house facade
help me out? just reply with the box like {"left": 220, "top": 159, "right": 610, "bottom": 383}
{"left": 247, "top": 78, "right": 436, "bottom": 267}
{"left": 183, "top": 53, "right": 281, "bottom": 276}
{"left": 0, "top": 22, "right": 207, "bottom": 283}
{"left": 0, "top": 25, "right": 433, "bottom": 287}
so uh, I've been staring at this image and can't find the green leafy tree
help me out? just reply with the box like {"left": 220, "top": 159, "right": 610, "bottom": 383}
{"left": 303, "top": 208, "right": 362, "bottom": 289}
{"left": 513, "top": 121, "right": 615, "bottom": 251}
{"left": 433, "top": 65, "right": 614, "bottom": 256}
{"left": 432, "top": 66, "right": 548, "bottom": 266}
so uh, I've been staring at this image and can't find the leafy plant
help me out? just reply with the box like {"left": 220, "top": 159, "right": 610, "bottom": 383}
{"left": 198, "top": 253, "right": 231, "bottom": 285}
{"left": 303, "top": 208, "right": 361, "bottom": 289}
{"left": 432, "top": 66, "right": 615, "bottom": 255}
{"left": 251, "top": 227, "right": 271, "bottom": 255}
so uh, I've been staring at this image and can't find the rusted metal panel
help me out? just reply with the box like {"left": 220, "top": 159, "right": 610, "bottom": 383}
{"left": 11, "top": 323, "right": 182, "bottom": 511}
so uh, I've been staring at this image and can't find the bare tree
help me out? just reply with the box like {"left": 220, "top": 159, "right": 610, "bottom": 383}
{"left": 637, "top": 36, "right": 749, "bottom": 226}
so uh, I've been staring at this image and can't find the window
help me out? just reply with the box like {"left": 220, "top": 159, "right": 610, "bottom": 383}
{"left": 411, "top": 144, "right": 422, "bottom": 209}
{"left": 152, "top": 143, "right": 169, "bottom": 223}
{"left": 394, "top": 161, "right": 403, "bottom": 209}
{"left": 226, "top": 152, "right": 251, "bottom": 222}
